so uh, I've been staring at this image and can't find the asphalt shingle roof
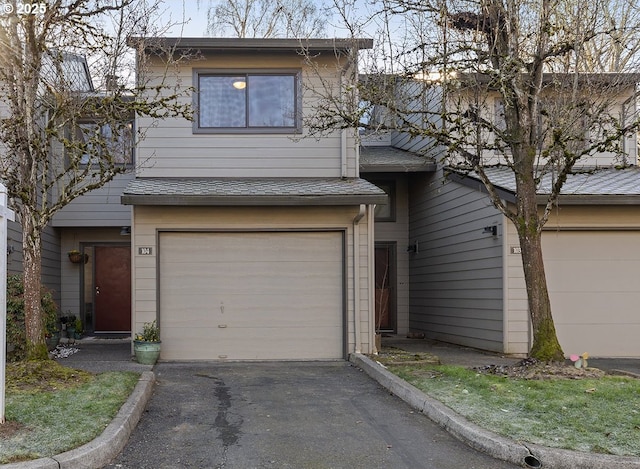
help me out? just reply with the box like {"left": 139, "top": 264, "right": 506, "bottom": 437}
{"left": 122, "top": 177, "right": 387, "bottom": 206}
{"left": 479, "top": 166, "right": 640, "bottom": 195}
{"left": 452, "top": 166, "right": 640, "bottom": 203}
{"left": 360, "top": 146, "right": 436, "bottom": 173}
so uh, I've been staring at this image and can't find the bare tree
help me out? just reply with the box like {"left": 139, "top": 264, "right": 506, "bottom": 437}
{"left": 306, "top": 0, "right": 640, "bottom": 361}
{"left": 554, "top": 0, "right": 640, "bottom": 73}
{"left": 201, "top": 0, "right": 327, "bottom": 38}
{"left": 0, "top": 0, "right": 191, "bottom": 360}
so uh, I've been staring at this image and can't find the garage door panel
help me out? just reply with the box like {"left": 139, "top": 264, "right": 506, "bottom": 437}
{"left": 159, "top": 231, "right": 344, "bottom": 360}
{"left": 161, "top": 325, "right": 343, "bottom": 360}
{"left": 551, "top": 292, "right": 640, "bottom": 324}
{"left": 163, "top": 308, "right": 341, "bottom": 329}
{"left": 543, "top": 232, "right": 640, "bottom": 260}
{"left": 556, "top": 324, "right": 640, "bottom": 358}
{"left": 162, "top": 296, "right": 341, "bottom": 324}
{"left": 546, "top": 260, "right": 638, "bottom": 291}
{"left": 167, "top": 232, "right": 342, "bottom": 263}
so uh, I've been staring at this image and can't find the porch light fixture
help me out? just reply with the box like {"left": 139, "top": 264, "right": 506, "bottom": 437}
{"left": 407, "top": 241, "right": 419, "bottom": 253}
{"left": 232, "top": 80, "right": 246, "bottom": 90}
{"left": 483, "top": 225, "right": 498, "bottom": 236}
{"left": 120, "top": 226, "right": 131, "bottom": 236}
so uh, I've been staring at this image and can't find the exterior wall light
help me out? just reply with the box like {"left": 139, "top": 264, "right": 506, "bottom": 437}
{"left": 483, "top": 226, "right": 498, "bottom": 236}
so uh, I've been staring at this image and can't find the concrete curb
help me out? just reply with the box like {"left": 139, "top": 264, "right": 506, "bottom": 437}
{"left": 350, "top": 353, "right": 640, "bottom": 469}
{"left": 1, "top": 371, "right": 155, "bottom": 469}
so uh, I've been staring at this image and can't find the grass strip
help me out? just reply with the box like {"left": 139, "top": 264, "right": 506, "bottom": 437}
{"left": 1, "top": 368, "right": 139, "bottom": 464}
{"left": 389, "top": 364, "right": 640, "bottom": 456}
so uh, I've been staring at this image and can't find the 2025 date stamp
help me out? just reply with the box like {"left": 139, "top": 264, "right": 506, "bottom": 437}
{"left": 1, "top": 2, "right": 47, "bottom": 15}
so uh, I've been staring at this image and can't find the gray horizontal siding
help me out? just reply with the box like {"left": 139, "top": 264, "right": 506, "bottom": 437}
{"left": 135, "top": 53, "right": 358, "bottom": 178}
{"left": 52, "top": 173, "right": 133, "bottom": 227}
{"left": 7, "top": 219, "right": 61, "bottom": 306}
{"left": 408, "top": 169, "right": 505, "bottom": 352}
{"left": 7, "top": 220, "right": 23, "bottom": 276}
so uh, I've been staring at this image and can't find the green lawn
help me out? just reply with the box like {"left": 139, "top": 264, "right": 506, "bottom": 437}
{"left": 1, "top": 361, "right": 139, "bottom": 464}
{"left": 388, "top": 363, "right": 640, "bottom": 456}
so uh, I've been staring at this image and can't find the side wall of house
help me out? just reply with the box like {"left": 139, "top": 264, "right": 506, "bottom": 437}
{"left": 137, "top": 52, "right": 358, "bottom": 178}
{"left": 53, "top": 174, "right": 134, "bottom": 227}
{"left": 408, "top": 170, "right": 506, "bottom": 352}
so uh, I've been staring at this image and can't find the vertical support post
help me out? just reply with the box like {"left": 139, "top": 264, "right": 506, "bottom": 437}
{"left": 0, "top": 183, "right": 15, "bottom": 424}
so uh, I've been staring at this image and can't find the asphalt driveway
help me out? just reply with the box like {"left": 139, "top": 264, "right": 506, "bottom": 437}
{"left": 105, "top": 361, "right": 518, "bottom": 469}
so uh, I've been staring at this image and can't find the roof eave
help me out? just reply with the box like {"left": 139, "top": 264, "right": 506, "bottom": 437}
{"left": 360, "top": 163, "right": 437, "bottom": 173}
{"left": 447, "top": 171, "right": 517, "bottom": 203}
{"left": 121, "top": 194, "right": 387, "bottom": 206}
{"left": 538, "top": 195, "right": 640, "bottom": 205}
{"left": 127, "top": 37, "right": 374, "bottom": 52}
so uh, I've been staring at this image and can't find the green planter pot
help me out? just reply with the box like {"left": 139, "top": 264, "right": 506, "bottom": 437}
{"left": 134, "top": 340, "right": 161, "bottom": 365}
{"left": 45, "top": 332, "right": 60, "bottom": 351}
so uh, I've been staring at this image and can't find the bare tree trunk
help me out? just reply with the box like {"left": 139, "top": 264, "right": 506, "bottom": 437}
{"left": 515, "top": 173, "right": 565, "bottom": 362}
{"left": 21, "top": 208, "right": 47, "bottom": 360}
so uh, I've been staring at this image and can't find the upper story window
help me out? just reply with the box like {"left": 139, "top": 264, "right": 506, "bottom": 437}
{"left": 194, "top": 70, "right": 301, "bottom": 133}
{"left": 75, "top": 121, "right": 134, "bottom": 166}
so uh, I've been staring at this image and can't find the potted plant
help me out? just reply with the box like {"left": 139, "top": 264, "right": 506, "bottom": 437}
{"left": 65, "top": 314, "right": 77, "bottom": 344}
{"left": 68, "top": 249, "right": 88, "bottom": 264}
{"left": 133, "top": 320, "right": 161, "bottom": 365}
{"left": 45, "top": 311, "right": 60, "bottom": 351}
{"left": 74, "top": 317, "right": 84, "bottom": 339}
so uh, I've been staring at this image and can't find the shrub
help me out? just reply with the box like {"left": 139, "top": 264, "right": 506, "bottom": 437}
{"left": 6, "top": 275, "right": 59, "bottom": 362}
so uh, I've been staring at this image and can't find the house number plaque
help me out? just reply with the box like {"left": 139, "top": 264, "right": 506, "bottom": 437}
{"left": 138, "top": 247, "right": 153, "bottom": 255}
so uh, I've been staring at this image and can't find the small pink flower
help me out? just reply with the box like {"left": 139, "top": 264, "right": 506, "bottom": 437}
{"left": 570, "top": 354, "right": 579, "bottom": 362}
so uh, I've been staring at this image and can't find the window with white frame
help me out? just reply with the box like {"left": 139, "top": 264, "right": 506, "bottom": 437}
{"left": 195, "top": 70, "right": 300, "bottom": 132}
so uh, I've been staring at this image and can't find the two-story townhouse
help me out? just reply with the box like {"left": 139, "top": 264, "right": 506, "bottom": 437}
{"left": 362, "top": 73, "right": 640, "bottom": 357}
{"left": 105, "top": 38, "right": 385, "bottom": 361}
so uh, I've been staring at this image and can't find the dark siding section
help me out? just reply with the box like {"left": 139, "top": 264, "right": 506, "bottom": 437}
{"left": 408, "top": 169, "right": 505, "bottom": 352}
{"left": 7, "top": 219, "right": 61, "bottom": 307}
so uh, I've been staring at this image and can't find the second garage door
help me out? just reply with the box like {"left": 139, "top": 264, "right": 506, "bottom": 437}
{"left": 159, "top": 231, "right": 345, "bottom": 360}
{"left": 543, "top": 231, "right": 640, "bottom": 357}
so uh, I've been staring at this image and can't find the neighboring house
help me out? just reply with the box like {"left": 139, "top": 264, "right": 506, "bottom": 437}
{"left": 3, "top": 53, "right": 96, "bottom": 306}
{"left": 361, "top": 74, "right": 640, "bottom": 358}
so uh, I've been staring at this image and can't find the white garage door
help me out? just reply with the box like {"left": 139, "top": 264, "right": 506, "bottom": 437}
{"left": 543, "top": 231, "right": 640, "bottom": 357}
{"left": 159, "top": 231, "right": 344, "bottom": 360}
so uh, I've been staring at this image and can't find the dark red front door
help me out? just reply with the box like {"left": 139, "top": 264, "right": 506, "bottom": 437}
{"left": 375, "top": 244, "right": 395, "bottom": 332}
{"left": 94, "top": 246, "right": 131, "bottom": 332}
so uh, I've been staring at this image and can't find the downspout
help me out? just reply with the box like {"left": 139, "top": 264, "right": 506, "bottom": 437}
{"left": 341, "top": 129, "right": 348, "bottom": 177}
{"left": 340, "top": 71, "right": 348, "bottom": 178}
{"left": 353, "top": 204, "right": 366, "bottom": 353}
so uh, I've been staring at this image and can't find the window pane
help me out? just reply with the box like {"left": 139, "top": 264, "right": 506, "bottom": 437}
{"left": 199, "top": 76, "right": 246, "bottom": 127}
{"left": 248, "top": 75, "right": 295, "bottom": 127}
{"left": 77, "top": 122, "right": 132, "bottom": 165}
{"left": 77, "top": 123, "right": 97, "bottom": 165}
{"left": 103, "top": 122, "right": 133, "bottom": 164}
